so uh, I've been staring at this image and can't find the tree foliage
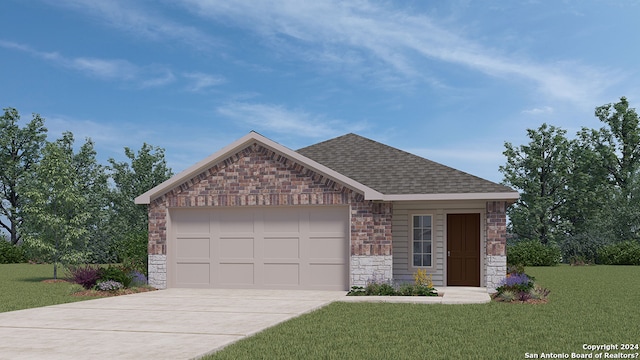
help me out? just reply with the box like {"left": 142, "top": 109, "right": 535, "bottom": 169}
{"left": 0, "top": 108, "right": 47, "bottom": 244}
{"left": 500, "top": 124, "right": 572, "bottom": 245}
{"left": 502, "top": 97, "right": 640, "bottom": 262}
{"left": 108, "top": 144, "right": 172, "bottom": 269}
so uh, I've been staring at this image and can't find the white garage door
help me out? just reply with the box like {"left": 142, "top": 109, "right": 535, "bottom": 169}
{"left": 168, "top": 206, "right": 349, "bottom": 290}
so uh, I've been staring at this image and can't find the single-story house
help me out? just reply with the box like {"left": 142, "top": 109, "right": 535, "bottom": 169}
{"left": 135, "top": 132, "right": 518, "bottom": 292}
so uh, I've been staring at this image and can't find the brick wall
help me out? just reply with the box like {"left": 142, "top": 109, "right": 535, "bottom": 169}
{"left": 485, "top": 201, "right": 507, "bottom": 256}
{"left": 147, "top": 143, "right": 393, "bottom": 287}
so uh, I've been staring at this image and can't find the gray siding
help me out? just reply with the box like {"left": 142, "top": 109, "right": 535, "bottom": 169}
{"left": 392, "top": 201, "right": 486, "bottom": 287}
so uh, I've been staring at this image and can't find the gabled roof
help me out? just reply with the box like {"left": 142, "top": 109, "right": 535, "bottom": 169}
{"left": 297, "top": 133, "right": 518, "bottom": 200}
{"left": 135, "top": 132, "right": 518, "bottom": 204}
{"left": 135, "top": 131, "right": 384, "bottom": 204}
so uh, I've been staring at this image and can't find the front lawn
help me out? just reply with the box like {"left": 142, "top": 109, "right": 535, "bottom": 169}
{"left": 0, "top": 263, "right": 98, "bottom": 313}
{"left": 207, "top": 266, "right": 640, "bottom": 359}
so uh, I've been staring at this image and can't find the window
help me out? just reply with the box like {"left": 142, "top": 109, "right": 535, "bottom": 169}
{"left": 412, "top": 215, "right": 432, "bottom": 267}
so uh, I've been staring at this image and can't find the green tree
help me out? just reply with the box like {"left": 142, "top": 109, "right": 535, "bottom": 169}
{"left": 108, "top": 144, "right": 172, "bottom": 269}
{"left": 500, "top": 124, "right": 573, "bottom": 245}
{"left": 590, "top": 97, "right": 640, "bottom": 242}
{"left": 593, "top": 97, "right": 640, "bottom": 191}
{"left": 22, "top": 132, "right": 109, "bottom": 277}
{"left": 0, "top": 108, "right": 47, "bottom": 245}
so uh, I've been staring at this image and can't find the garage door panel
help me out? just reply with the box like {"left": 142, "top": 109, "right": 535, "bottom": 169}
{"left": 308, "top": 208, "right": 348, "bottom": 233}
{"left": 176, "top": 263, "right": 210, "bottom": 285}
{"left": 217, "top": 209, "right": 255, "bottom": 233}
{"left": 309, "top": 264, "right": 347, "bottom": 288}
{"left": 309, "top": 236, "right": 347, "bottom": 260}
{"left": 218, "top": 263, "right": 254, "bottom": 285}
{"left": 264, "top": 264, "right": 299, "bottom": 286}
{"left": 173, "top": 210, "right": 210, "bottom": 234}
{"left": 176, "top": 237, "right": 210, "bottom": 259}
{"left": 264, "top": 237, "right": 299, "bottom": 259}
{"left": 170, "top": 206, "right": 348, "bottom": 290}
{"left": 219, "top": 237, "right": 254, "bottom": 259}
{"left": 264, "top": 210, "right": 300, "bottom": 233}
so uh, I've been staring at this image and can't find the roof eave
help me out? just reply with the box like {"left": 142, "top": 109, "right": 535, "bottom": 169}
{"left": 135, "top": 131, "right": 384, "bottom": 204}
{"left": 382, "top": 192, "right": 520, "bottom": 202}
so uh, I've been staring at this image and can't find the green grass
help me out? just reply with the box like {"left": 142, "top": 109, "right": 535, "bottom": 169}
{"left": 207, "top": 265, "right": 640, "bottom": 360}
{"left": 0, "top": 263, "right": 96, "bottom": 313}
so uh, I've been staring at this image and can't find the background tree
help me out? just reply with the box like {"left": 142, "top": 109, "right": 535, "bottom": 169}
{"left": 108, "top": 144, "right": 172, "bottom": 271}
{"left": 589, "top": 97, "right": 640, "bottom": 241}
{"left": 0, "top": 108, "right": 47, "bottom": 245}
{"left": 500, "top": 124, "right": 573, "bottom": 245}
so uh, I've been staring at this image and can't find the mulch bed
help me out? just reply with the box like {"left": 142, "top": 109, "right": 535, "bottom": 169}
{"left": 491, "top": 294, "right": 549, "bottom": 304}
{"left": 41, "top": 279, "right": 157, "bottom": 297}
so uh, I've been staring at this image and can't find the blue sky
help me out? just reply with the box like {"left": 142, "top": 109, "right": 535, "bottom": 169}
{"left": 1, "top": 0, "right": 638, "bottom": 184}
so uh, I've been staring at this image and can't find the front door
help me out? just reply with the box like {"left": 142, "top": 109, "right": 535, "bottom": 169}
{"left": 447, "top": 213, "right": 480, "bottom": 286}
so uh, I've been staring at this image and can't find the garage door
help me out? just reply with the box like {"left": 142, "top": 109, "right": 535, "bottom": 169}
{"left": 168, "top": 206, "right": 349, "bottom": 290}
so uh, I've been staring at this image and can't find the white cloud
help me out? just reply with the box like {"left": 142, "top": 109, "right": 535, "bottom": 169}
{"left": 0, "top": 40, "right": 175, "bottom": 87}
{"left": 178, "top": 0, "right": 618, "bottom": 103}
{"left": 183, "top": 72, "right": 225, "bottom": 92}
{"left": 522, "top": 106, "right": 554, "bottom": 115}
{"left": 47, "top": 0, "right": 217, "bottom": 51}
{"left": 217, "top": 102, "right": 367, "bottom": 138}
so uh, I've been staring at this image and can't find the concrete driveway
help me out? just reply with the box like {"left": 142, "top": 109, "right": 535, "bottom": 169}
{"left": 0, "top": 289, "right": 346, "bottom": 360}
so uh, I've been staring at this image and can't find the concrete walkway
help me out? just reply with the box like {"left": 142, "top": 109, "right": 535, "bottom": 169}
{"left": 0, "top": 287, "right": 490, "bottom": 360}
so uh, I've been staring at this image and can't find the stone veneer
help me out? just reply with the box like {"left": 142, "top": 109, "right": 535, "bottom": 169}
{"left": 147, "top": 143, "right": 393, "bottom": 289}
{"left": 148, "top": 254, "right": 166, "bottom": 289}
{"left": 485, "top": 201, "right": 508, "bottom": 291}
{"left": 350, "top": 255, "right": 393, "bottom": 287}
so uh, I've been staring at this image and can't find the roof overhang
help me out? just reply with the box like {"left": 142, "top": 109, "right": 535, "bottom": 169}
{"left": 135, "top": 131, "right": 385, "bottom": 204}
{"left": 381, "top": 192, "right": 520, "bottom": 202}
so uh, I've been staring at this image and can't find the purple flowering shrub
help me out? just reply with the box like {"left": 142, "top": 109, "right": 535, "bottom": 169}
{"left": 494, "top": 271, "right": 550, "bottom": 303}
{"left": 496, "top": 273, "right": 534, "bottom": 293}
{"left": 130, "top": 271, "right": 148, "bottom": 286}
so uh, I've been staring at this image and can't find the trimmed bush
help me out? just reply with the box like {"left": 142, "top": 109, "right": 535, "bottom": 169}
{"left": 0, "top": 240, "right": 26, "bottom": 264}
{"left": 559, "top": 233, "right": 609, "bottom": 264}
{"left": 100, "top": 265, "right": 133, "bottom": 288}
{"left": 507, "top": 239, "right": 561, "bottom": 266}
{"left": 597, "top": 241, "right": 640, "bottom": 265}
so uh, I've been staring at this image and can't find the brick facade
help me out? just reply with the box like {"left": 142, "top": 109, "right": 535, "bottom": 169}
{"left": 147, "top": 143, "right": 393, "bottom": 288}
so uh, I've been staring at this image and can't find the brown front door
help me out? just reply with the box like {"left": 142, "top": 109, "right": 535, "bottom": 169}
{"left": 447, "top": 213, "right": 480, "bottom": 286}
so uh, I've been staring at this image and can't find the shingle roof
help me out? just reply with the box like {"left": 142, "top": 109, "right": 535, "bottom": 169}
{"left": 297, "top": 133, "right": 514, "bottom": 195}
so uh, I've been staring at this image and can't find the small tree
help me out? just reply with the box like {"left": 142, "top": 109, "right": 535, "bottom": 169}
{"left": 0, "top": 108, "right": 47, "bottom": 245}
{"left": 22, "top": 133, "right": 105, "bottom": 278}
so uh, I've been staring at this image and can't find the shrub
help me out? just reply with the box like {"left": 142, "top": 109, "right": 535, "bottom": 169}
{"left": 96, "top": 280, "right": 124, "bottom": 291}
{"left": 496, "top": 290, "right": 517, "bottom": 302}
{"left": 67, "top": 264, "right": 104, "bottom": 289}
{"left": 496, "top": 273, "right": 534, "bottom": 293}
{"left": 597, "top": 241, "right": 640, "bottom": 265}
{"left": 115, "top": 231, "right": 148, "bottom": 276}
{"left": 560, "top": 233, "right": 609, "bottom": 264}
{"left": 507, "top": 239, "right": 561, "bottom": 266}
{"left": 100, "top": 265, "right": 133, "bottom": 288}
{"left": 365, "top": 282, "right": 396, "bottom": 296}
{"left": 0, "top": 240, "right": 26, "bottom": 264}
{"left": 130, "top": 270, "right": 148, "bottom": 286}
{"left": 529, "top": 286, "right": 551, "bottom": 300}
{"left": 413, "top": 269, "right": 434, "bottom": 288}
